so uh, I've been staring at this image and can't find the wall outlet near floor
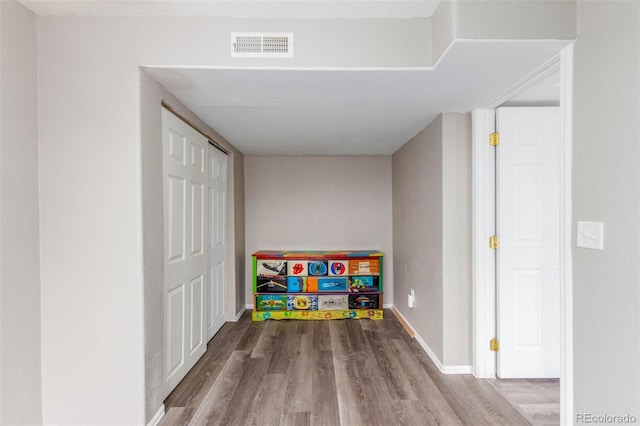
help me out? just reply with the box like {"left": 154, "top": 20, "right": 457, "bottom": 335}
{"left": 408, "top": 289, "right": 415, "bottom": 308}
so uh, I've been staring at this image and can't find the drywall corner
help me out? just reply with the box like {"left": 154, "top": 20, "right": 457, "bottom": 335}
{"left": 0, "top": 1, "right": 43, "bottom": 424}
{"left": 441, "top": 112, "right": 472, "bottom": 366}
{"left": 431, "top": 0, "right": 455, "bottom": 64}
{"left": 392, "top": 115, "right": 444, "bottom": 362}
{"left": 453, "top": 0, "right": 577, "bottom": 41}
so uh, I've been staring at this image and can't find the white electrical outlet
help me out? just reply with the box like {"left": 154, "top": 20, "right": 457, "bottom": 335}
{"left": 577, "top": 221, "right": 604, "bottom": 250}
{"left": 408, "top": 289, "right": 415, "bottom": 308}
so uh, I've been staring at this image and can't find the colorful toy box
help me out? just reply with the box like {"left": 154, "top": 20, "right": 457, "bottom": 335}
{"left": 348, "top": 276, "right": 380, "bottom": 292}
{"left": 287, "top": 260, "right": 308, "bottom": 276}
{"left": 328, "top": 260, "right": 349, "bottom": 276}
{"left": 306, "top": 277, "right": 319, "bottom": 292}
{"left": 255, "top": 295, "right": 288, "bottom": 311}
{"left": 287, "top": 295, "right": 318, "bottom": 311}
{"left": 318, "top": 295, "right": 349, "bottom": 310}
{"left": 307, "top": 260, "right": 328, "bottom": 276}
{"left": 256, "top": 277, "right": 287, "bottom": 293}
{"left": 251, "top": 250, "right": 383, "bottom": 321}
{"left": 317, "top": 277, "right": 348, "bottom": 292}
{"left": 349, "top": 259, "right": 379, "bottom": 275}
{"left": 287, "top": 276, "right": 305, "bottom": 292}
{"left": 256, "top": 260, "right": 287, "bottom": 276}
{"left": 348, "top": 294, "right": 380, "bottom": 309}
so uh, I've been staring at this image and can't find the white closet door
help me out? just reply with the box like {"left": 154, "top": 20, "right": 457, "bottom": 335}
{"left": 207, "top": 144, "right": 227, "bottom": 340}
{"left": 162, "top": 108, "right": 208, "bottom": 396}
{"left": 497, "top": 107, "right": 561, "bottom": 378}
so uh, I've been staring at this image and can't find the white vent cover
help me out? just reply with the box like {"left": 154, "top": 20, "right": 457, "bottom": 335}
{"left": 231, "top": 32, "right": 294, "bottom": 58}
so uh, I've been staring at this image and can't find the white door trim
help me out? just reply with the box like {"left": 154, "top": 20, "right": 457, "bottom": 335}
{"left": 471, "top": 108, "right": 497, "bottom": 379}
{"left": 558, "top": 43, "right": 574, "bottom": 426}
{"left": 471, "top": 44, "right": 573, "bottom": 421}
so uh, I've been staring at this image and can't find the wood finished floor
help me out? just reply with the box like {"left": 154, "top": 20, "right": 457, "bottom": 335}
{"left": 489, "top": 379, "right": 560, "bottom": 425}
{"left": 161, "top": 310, "right": 544, "bottom": 426}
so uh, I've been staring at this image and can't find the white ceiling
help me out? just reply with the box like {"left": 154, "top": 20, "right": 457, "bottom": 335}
{"left": 20, "top": 0, "right": 441, "bottom": 19}
{"left": 20, "top": 0, "right": 566, "bottom": 156}
{"left": 145, "top": 40, "right": 568, "bottom": 155}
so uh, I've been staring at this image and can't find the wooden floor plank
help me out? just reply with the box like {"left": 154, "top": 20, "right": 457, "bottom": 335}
{"left": 235, "top": 320, "right": 266, "bottom": 351}
{"left": 332, "top": 352, "right": 372, "bottom": 426}
{"left": 251, "top": 319, "right": 281, "bottom": 359}
{"left": 386, "top": 338, "right": 462, "bottom": 424}
{"left": 245, "top": 373, "right": 289, "bottom": 426}
{"left": 163, "top": 316, "right": 253, "bottom": 410}
{"left": 267, "top": 321, "right": 299, "bottom": 373}
{"left": 310, "top": 349, "right": 340, "bottom": 426}
{"left": 216, "top": 356, "right": 272, "bottom": 425}
{"left": 343, "top": 317, "right": 370, "bottom": 352}
{"left": 328, "top": 320, "right": 352, "bottom": 356}
{"left": 365, "top": 328, "right": 418, "bottom": 400}
{"left": 283, "top": 331, "right": 314, "bottom": 413}
{"left": 311, "top": 320, "right": 331, "bottom": 351}
{"left": 162, "top": 311, "right": 548, "bottom": 426}
{"left": 159, "top": 407, "right": 195, "bottom": 426}
{"left": 408, "top": 340, "right": 529, "bottom": 425}
{"left": 488, "top": 379, "right": 560, "bottom": 425}
{"left": 280, "top": 411, "right": 311, "bottom": 426}
{"left": 187, "top": 350, "right": 253, "bottom": 425}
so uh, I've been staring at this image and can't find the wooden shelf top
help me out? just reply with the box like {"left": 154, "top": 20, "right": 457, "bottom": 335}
{"left": 252, "top": 250, "right": 383, "bottom": 259}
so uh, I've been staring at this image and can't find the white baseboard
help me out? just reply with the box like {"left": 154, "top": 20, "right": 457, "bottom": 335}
{"left": 246, "top": 303, "right": 253, "bottom": 311}
{"left": 442, "top": 364, "right": 473, "bottom": 374}
{"left": 234, "top": 305, "right": 247, "bottom": 321}
{"left": 390, "top": 305, "right": 472, "bottom": 375}
{"left": 147, "top": 404, "right": 164, "bottom": 426}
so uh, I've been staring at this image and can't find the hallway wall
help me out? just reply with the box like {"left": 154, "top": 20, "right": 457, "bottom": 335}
{"left": 26, "top": 2, "right": 578, "bottom": 424}
{"left": 36, "top": 15, "right": 429, "bottom": 425}
{"left": 244, "top": 155, "right": 393, "bottom": 306}
{"left": 573, "top": 0, "right": 640, "bottom": 417}
{"left": 0, "top": 1, "right": 42, "bottom": 424}
{"left": 392, "top": 113, "right": 472, "bottom": 368}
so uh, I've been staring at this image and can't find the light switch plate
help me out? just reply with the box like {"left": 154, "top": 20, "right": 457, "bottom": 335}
{"left": 577, "top": 221, "right": 604, "bottom": 250}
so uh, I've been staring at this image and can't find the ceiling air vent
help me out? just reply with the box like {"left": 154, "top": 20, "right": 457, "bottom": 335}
{"left": 231, "top": 32, "right": 294, "bottom": 58}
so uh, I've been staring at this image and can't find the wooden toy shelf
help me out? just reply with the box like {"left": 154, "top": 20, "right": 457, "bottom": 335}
{"left": 252, "top": 250, "right": 383, "bottom": 321}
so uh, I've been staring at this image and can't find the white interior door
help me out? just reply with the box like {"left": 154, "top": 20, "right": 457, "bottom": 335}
{"left": 207, "top": 145, "right": 227, "bottom": 340}
{"left": 497, "top": 107, "right": 560, "bottom": 378}
{"left": 162, "top": 108, "right": 208, "bottom": 396}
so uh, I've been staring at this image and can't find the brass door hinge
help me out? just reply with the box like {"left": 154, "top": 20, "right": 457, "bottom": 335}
{"left": 489, "top": 235, "right": 500, "bottom": 249}
{"left": 490, "top": 132, "right": 500, "bottom": 146}
{"left": 490, "top": 338, "right": 500, "bottom": 352}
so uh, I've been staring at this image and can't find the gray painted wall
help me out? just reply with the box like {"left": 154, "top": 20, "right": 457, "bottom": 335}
{"left": 140, "top": 70, "right": 245, "bottom": 422}
{"left": 573, "top": 1, "right": 640, "bottom": 418}
{"left": 430, "top": 0, "right": 577, "bottom": 65}
{"left": 393, "top": 116, "right": 445, "bottom": 361}
{"left": 0, "top": 1, "right": 43, "bottom": 424}
{"left": 244, "top": 155, "right": 393, "bottom": 306}
{"left": 392, "top": 113, "right": 472, "bottom": 367}
{"left": 6, "top": 0, "right": 637, "bottom": 422}
{"left": 441, "top": 113, "right": 472, "bottom": 366}
{"left": 453, "top": 0, "right": 576, "bottom": 41}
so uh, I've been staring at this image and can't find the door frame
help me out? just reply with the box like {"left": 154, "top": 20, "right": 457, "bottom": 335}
{"left": 471, "top": 44, "right": 573, "bottom": 425}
